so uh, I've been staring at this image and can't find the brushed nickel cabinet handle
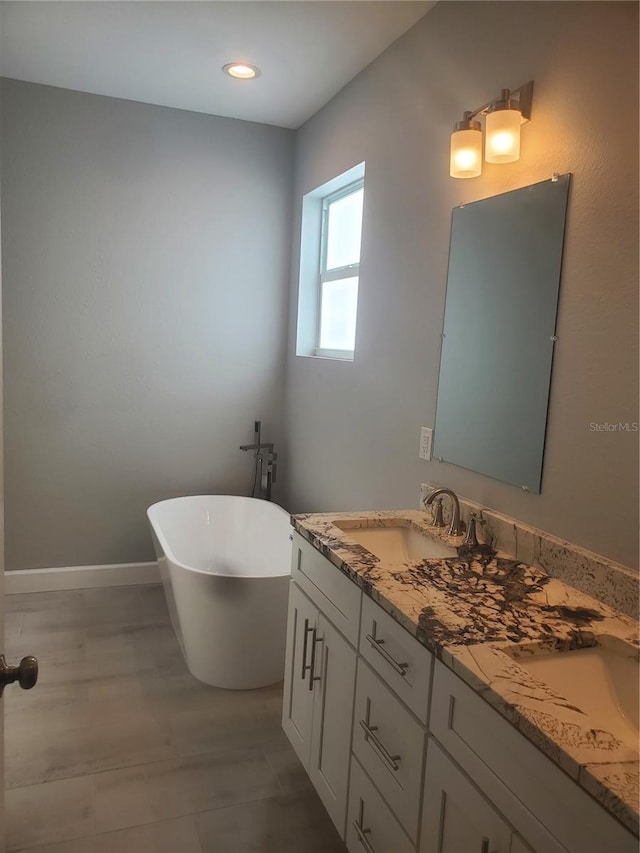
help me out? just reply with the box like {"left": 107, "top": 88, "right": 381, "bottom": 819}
{"left": 359, "top": 718, "right": 401, "bottom": 772}
{"left": 448, "top": 694, "right": 456, "bottom": 729}
{"left": 365, "top": 633, "right": 408, "bottom": 677}
{"left": 301, "top": 618, "right": 314, "bottom": 681}
{"left": 354, "top": 799, "right": 376, "bottom": 853}
{"left": 308, "top": 628, "right": 322, "bottom": 691}
{"left": 480, "top": 838, "right": 493, "bottom": 853}
{"left": 353, "top": 820, "right": 376, "bottom": 853}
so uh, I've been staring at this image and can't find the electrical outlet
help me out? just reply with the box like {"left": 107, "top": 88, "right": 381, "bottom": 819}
{"left": 419, "top": 426, "right": 433, "bottom": 461}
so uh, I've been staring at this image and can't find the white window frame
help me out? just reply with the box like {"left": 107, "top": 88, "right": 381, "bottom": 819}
{"left": 295, "top": 162, "right": 365, "bottom": 363}
{"left": 315, "top": 179, "right": 364, "bottom": 359}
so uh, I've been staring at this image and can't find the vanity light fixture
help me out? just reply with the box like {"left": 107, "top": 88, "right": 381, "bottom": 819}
{"left": 222, "top": 62, "right": 261, "bottom": 80}
{"left": 450, "top": 112, "right": 483, "bottom": 179}
{"left": 450, "top": 81, "right": 534, "bottom": 179}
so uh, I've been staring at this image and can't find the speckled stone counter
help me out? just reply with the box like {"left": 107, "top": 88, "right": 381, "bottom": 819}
{"left": 291, "top": 510, "right": 640, "bottom": 836}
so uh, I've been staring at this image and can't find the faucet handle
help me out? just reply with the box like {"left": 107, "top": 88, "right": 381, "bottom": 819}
{"left": 462, "top": 512, "right": 485, "bottom": 548}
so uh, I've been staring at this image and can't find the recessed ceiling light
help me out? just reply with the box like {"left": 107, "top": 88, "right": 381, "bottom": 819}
{"left": 222, "top": 63, "right": 261, "bottom": 80}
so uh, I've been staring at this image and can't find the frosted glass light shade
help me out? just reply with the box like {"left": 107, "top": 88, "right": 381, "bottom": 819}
{"left": 450, "top": 128, "right": 483, "bottom": 179}
{"left": 485, "top": 108, "right": 521, "bottom": 163}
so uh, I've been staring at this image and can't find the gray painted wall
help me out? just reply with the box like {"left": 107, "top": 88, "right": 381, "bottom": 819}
{"left": 284, "top": 2, "right": 639, "bottom": 569}
{"left": 2, "top": 2, "right": 638, "bottom": 574}
{"left": 1, "top": 79, "right": 293, "bottom": 569}
{"left": 0, "top": 78, "right": 5, "bottom": 833}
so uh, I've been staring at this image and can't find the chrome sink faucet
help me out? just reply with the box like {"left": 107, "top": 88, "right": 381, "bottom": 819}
{"left": 424, "top": 488, "right": 465, "bottom": 537}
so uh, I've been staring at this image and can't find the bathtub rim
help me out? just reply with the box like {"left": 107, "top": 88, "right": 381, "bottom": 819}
{"left": 147, "top": 494, "right": 292, "bottom": 580}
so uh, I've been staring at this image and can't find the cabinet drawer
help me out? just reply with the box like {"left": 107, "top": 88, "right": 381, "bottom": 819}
{"left": 291, "top": 531, "right": 362, "bottom": 647}
{"left": 431, "top": 660, "right": 636, "bottom": 853}
{"left": 359, "top": 595, "right": 432, "bottom": 722}
{"left": 353, "top": 659, "right": 426, "bottom": 842}
{"left": 346, "top": 757, "right": 415, "bottom": 853}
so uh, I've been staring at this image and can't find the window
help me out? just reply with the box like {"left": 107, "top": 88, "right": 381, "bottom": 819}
{"left": 296, "top": 163, "right": 365, "bottom": 361}
{"left": 317, "top": 181, "right": 364, "bottom": 356}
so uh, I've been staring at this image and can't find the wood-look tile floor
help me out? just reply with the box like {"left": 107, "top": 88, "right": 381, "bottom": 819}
{"left": 3, "top": 585, "right": 347, "bottom": 853}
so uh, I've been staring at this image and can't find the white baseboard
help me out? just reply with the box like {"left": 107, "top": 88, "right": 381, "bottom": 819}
{"left": 4, "top": 562, "right": 160, "bottom": 594}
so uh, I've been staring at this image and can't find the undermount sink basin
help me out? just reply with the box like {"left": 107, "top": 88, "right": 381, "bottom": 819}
{"left": 332, "top": 522, "right": 458, "bottom": 562}
{"left": 511, "top": 637, "right": 639, "bottom": 749}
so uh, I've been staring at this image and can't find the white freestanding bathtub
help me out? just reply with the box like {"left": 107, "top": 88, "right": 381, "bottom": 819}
{"left": 147, "top": 495, "right": 292, "bottom": 689}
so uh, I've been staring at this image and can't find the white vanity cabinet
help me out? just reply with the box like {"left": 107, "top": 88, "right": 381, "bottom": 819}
{"left": 283, "top": 533, "right": 361, "bottom": 836}
{"left": 283, "top": 532, "right": 638, "bottom": 853}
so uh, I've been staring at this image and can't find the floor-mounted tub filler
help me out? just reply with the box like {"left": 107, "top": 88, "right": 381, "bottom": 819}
{"left": 147, "top": 495, "right": 291, "bottom": 689}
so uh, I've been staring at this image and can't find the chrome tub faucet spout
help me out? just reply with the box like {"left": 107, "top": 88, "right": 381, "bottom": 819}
{"left": 239, "top": 420, "right": 277, "bottom": 501}
{"left": 239, "top": 419, "right": 273, "bottom": 453}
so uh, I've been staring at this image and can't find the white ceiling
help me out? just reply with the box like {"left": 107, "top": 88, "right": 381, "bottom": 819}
{"left": 0, "top": 1, "right": 435, "bottom": 128}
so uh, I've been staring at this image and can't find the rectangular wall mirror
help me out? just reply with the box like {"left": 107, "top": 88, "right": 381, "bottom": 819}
{"left": 433, "top": 174, "right": 571, "bottom": 493}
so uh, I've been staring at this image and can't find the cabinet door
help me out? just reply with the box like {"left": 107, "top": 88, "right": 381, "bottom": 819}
{"left": 421, "top": 740, "right": 512, "bottom": 853}
{"left": 282, "top": 581, "right": 318, "bottom": 770}
{"left": 309, "top": 612, "right": 357, "bottom": 838}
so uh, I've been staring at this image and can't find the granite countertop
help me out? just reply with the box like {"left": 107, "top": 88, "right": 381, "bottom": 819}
{"left": 291, "top": 509, "right": 640, "bottom": 837}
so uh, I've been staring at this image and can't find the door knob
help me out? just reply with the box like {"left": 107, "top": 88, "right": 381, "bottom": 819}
{"left": 0, "top": 654, "right": 38, "bottom": 695}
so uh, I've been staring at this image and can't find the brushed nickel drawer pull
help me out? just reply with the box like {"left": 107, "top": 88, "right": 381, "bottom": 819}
{"left": 353, "top": 820, "right": 376, "bottom": 853}
{"left": 448, "top": 694, "right": 456, "bottom": 729}
{"left": 308, "top": 628, "right": 322, "bottom": 691}
{"left": 365, "top": 633, "right": 408, "bottom": 677}
{"left": 354, "top": 799, "right": 377, "bottom": 853}
{"left": 360, "top": 719, "right": 401, "bottom": 772}
{"left": 301, "top": 618, "right": 314, "bottom": 681}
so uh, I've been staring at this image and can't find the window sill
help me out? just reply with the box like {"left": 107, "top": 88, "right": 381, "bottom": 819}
{"left": 295, "top": 350, "right": 355, "bottom": 363}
